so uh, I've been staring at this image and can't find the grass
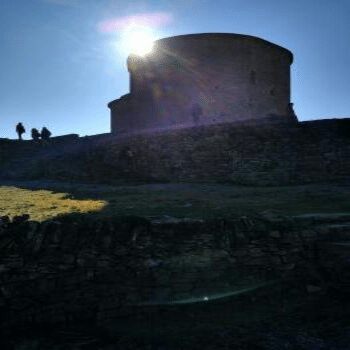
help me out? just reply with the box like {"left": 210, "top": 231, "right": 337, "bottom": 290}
{"left": 77, "top": 182, "right": 350, "bottom": 220}
{"left": 0, "top": 186, "right": 107, "bottom": 222}
{"left": 0, "top": 181, "right": 350, "bottom": 222}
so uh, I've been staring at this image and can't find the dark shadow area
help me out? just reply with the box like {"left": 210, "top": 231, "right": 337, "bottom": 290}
{"left": 0, "top": 196, "right": 350, "bottom": 349}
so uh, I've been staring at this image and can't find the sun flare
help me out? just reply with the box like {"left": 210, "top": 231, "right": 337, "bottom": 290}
{"left": 122, "top": 28, "right": 155, "bottom": 57}
{"left": 128, "top": 31, "right": 154, "bottom": 56}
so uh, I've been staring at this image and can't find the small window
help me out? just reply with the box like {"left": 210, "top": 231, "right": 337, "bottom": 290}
{"left": 192, "top": 103, "right": 203, "bottom": 124}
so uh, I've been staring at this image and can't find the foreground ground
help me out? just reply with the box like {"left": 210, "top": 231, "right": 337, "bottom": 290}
{"left": 1, "top": 179, "right": 350, "bottom": 349}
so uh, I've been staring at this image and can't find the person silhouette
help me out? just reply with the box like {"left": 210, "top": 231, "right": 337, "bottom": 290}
{"left": 16, "top": 123, "right": 25, "bottom": 140}
{"left": 41, "top": 127, "right": 52, "bottom": 141}
{"left": 31, "top": 128, "right": 41, "bottom": 142}
{"left": 287, "top": 103, "right": 298, "bottom": 122}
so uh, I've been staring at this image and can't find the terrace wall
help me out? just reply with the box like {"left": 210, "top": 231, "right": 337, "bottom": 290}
{"left": 1, "top": 119, "right": 350, "bottom": 186}
{"left": 0, "top": 212, "right": 337, "bottom": 334}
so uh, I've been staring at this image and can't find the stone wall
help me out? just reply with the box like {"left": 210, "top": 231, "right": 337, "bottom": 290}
{"left": 1, "top": 119, "right": 350, "bottom": 185}
{"left": 0, "top": 211, "right": 342, "bottom": 335}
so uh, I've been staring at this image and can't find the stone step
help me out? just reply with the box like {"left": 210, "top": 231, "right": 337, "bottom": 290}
{"left": 292, "top": 213, "right": 350, "bottom": 225}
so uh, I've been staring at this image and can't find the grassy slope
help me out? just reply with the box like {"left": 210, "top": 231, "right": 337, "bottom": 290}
{"left": 0, "top": 186, "right": 107, "bottom": 222}
{"left": 1, "top": 181, "right": 349, "bottom": 222}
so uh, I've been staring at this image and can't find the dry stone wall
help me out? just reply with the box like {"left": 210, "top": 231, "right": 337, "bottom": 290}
{"left": 1, "top": 119, "right": 350, "bottom": 185}
{"left": 0, "top": 211, "right": 347, "bottom": 335}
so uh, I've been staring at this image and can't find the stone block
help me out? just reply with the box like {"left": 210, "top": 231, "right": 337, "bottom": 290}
{"left": 306, "top": 284, "right": 323, "bottom": 294}
{"left": 0, "top": 264, "right": 9, "bottom": 274}
{"left": 269, "top": 230, "right": 281, "bottom": 238}
{"left": 101, "top": 235, "right": 113, "bottom": 249}
{"left": 32, "top": 233, "right": 45, "bottom": 254}
{"left": 232, "top": 248, "right": 248, "bottom": 257}
{"left": 96, "top": 259, "right": 110, "bottom": 268}
{"left": 248, "top": 247, "right": 265, "bottom": 257}
{"left": 61, "top": 254, "right": 75, "bottom": 265}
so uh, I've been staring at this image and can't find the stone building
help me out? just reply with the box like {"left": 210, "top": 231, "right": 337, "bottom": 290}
{"left": 110, "top": 33, "right": 295, "bottom": 134}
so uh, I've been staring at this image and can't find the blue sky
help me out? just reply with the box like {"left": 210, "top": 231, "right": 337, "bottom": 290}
{"left": 1, "top": 0, "right": 349, "bottom": 139}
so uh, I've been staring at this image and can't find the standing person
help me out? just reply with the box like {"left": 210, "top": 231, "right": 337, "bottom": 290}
{"left": 287, "top": 103, "right": 298, "bottom": 123}
{"left": 41, "top": 127, "right": 52, "bottom": 141}
{"left": 16, "top": 122, "right": 25, "bottom": 140}
{"left": 31, "top": 128, "right": 41, "bottom": 142}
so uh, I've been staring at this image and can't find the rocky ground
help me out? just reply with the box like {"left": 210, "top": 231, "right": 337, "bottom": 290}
{"left": 2, "top": 290, "right": 350, "bottom": 349}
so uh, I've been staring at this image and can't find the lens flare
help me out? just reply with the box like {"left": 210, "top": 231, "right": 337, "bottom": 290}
{"left": 99, "top": 13, "right": 173, "bottom": 32}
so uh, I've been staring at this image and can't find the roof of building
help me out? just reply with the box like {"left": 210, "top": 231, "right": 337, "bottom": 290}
{"left": 154, "top": 33, "right": 293, "bottom": 64}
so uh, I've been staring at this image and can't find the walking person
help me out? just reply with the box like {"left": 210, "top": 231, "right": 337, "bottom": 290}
{"left": 16, "top": 122, "right": 25, "bottom": 140}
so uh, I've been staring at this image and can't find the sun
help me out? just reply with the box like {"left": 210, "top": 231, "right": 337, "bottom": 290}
{"left": 128, "top": 31, "right": 154, "bottom": 56}
{"left": 120, "top": 27, "right": 155, "bottom": 57}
